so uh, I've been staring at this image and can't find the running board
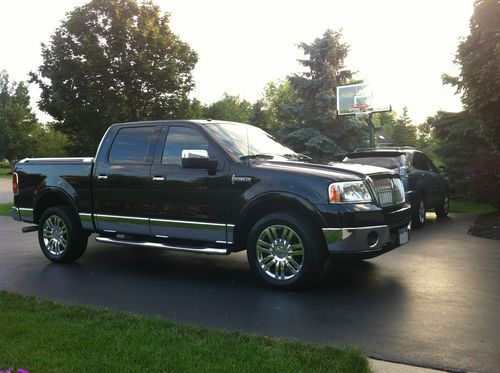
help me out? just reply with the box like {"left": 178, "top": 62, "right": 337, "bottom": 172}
{"left": 95, "top": 236, "right": 229, "bottom": 255}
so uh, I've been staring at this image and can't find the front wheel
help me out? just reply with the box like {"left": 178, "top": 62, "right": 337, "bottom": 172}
{"left": 38, "top": 206, "right": 88, "bottom": 263}
{"left": 247, "top": 212, "right": 326, "bottom": 290}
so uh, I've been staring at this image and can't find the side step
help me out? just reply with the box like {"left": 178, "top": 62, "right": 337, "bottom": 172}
{"left": 95, "top": 236, "right": 229, "bottom": 255}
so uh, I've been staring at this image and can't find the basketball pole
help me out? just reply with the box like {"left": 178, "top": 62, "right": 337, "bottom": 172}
{"left": 368, "top": 112, "right": 375, "bottom": 148}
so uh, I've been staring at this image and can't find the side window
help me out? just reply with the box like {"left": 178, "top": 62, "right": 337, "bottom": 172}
{"left": 412, "top": 153, "right": 425, "bottom": 170}
{"left": 423, "top": 155, "right": 438, "bottom": 172}
{"left": 109, "top": 127, "right": 156, "bottom": 164}
{"left": 162, "top": 127, "right": 209, "bottom": 166}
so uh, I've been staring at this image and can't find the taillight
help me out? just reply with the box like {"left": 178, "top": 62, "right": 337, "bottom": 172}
{"left": 12, "top": 172, "right": 19, "bottom": 195}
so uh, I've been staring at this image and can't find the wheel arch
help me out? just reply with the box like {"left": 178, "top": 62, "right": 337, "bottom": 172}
{"left": 34, "top": 188, "right": 79, "bottom": 224}
{"left": 231, "top": 192, "right": 325, "bottom": 252}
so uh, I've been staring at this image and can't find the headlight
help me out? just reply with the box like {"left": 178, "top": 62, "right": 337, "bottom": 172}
{"left": 328, "top": 181, "right": 372, "bottom": 203}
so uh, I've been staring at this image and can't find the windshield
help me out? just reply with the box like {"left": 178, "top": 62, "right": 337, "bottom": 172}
{"left": 343, "top": 155, "right": 404, "bottom": 169}
{"left": 205, "top": 122, "right": 296, "bottom": 160}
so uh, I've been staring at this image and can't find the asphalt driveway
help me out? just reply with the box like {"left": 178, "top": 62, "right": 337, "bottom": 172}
{"left": 0, "top": 213, "right": 498, "bottom": 373}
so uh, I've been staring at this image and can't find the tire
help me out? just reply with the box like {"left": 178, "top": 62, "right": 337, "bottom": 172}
{"left": 435, "top": 192, "right": 449, "bottom": 218}
{"left": 246, "top": 212, "right": 327, "bottom": 290}
{"left": 38, "top": 205, "right": 88, "bottom": 263}
{"left": 412, "top": 195, "right": 426, "bottom": 228}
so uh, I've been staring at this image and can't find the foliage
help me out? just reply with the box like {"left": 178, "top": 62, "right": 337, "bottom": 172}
{"left": 443, "top": 0, "right": 500, "bottom": 150}
{"left": 0, "top": 71, "right": 37, "bottom": 167}
{"left": 204, "top": 93, "right": 253, "bottom": 123}
{"left": 279, "top": 124, "right": 344, "bottom": 162}
{"left": 30, "top": 124, "right": 70, "bottom": 158}
{"left": 30, "top": 0, "right": 198, "bottom": 155}
{"left": 0, "top": 291, "right": 371, "bottom": 372}
{"left": 254, "top": 80, "right": 302, "bottom": 133}
{"left": 391, "top": 107, "right": 417, "bottom": 147}
{"left": 469, "top": 153, "right": 500, "bottom": 209}
{"left": 427, "top": 111, "right": 488, "bottom": 194}
{"left": 288, "top": 29, "right": 366, "bottom": 151}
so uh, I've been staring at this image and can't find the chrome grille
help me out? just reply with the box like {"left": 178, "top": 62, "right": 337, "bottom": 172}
{"left": 371, "top": 177, "right": 405, "bottom": 207}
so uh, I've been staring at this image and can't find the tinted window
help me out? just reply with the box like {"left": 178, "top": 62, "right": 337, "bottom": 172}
{"left": 109, "top": 127, "right": 155, "bottom": 164}
{"left": 423, "top": 154, "right": 438, "bottom": 172}
{"left": 162, "top": 127, "right": 209, "bottom": 166}
{"left": 413, "top": 153, "right": 429, "bottom": 171}
{"left": 343, "top": 156, "right": 403, "bottom": 169}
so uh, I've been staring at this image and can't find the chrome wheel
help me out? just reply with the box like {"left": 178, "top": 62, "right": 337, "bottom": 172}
{"left": 43, "top": 215, "right": 69, "bottom": 256}
{"left": 256, "top": 225, "right": 304, "bottom": 281}
{"left": 419, "top": 199, "right": 426, "bottom": 224}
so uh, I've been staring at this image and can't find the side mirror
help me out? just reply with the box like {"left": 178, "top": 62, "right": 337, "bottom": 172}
{"left": 438, "top": 165, "right": 447, "bottom": 173}
{"left": 181, "top": 149, "right": 217, "bottom": 171}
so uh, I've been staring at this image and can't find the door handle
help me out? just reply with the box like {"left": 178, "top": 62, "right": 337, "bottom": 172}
{"left": 152, "top": 176, "right": 165, "bottom": 182}
{"left": 97, "top": 174, "right": 108, "bottom": 180}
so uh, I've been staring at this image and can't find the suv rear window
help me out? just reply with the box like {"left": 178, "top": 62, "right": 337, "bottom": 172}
{"left": 343, "top": 154, "right": 404, "bottom": 169}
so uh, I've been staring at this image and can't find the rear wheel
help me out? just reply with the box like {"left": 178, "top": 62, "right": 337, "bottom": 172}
{"left": 247, "top": 212, "right": 326, "bottom": 290}
{"left": 38, "top": 206, "right": 88, "bottom": 263}
{"left": 435, "top": 192, "right": 449, "bottom": 218}
{"left": 412, "top": 196, "right": 426, "bottom": 228}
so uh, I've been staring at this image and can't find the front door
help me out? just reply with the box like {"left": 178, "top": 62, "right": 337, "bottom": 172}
{"left": 93, "top": 125, "right": 159, "bottom": 235}
{"left": 149, "top": 124, "right": 231, "bottom": 243}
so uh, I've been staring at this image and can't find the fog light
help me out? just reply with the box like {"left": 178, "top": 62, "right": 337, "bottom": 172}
{"left": 367, "top": 231, "right": 379, "bottom": 247}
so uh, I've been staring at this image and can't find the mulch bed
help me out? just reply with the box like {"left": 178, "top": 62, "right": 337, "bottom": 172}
{"left": 468, "top": 212, "right": 500, "bottom": 240}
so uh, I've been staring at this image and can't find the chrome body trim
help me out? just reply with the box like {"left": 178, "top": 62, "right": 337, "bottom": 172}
{"left": 95, "top": 236, "right": 228, "bottom": 255}
{"left": 18, "top": 208, "right": 34, "bottom": 222}
{"left": 150, "top": 218, "right": 234, "bottom": 243}
{"left": 11, "top": 206, "right": 21, "bottom": 221}
{"left": 95, "top": 213, "right": 149, "bottom": 236}
{"left": 18, "top": 157, "right": 94, "bottom": 163}
{"left": 78, "top": 212, "right": 94, "bottom": 230}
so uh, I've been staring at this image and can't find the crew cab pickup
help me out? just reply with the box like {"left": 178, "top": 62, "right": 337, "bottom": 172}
{"left": 11, "top": 120, "right": 411, "bottom": 289}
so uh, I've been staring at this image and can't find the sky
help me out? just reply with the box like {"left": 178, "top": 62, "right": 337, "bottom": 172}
{"left": 0, "top": 0, "right": 474, "bottom": 124}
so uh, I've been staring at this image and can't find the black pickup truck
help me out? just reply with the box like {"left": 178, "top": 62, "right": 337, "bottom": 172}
{"left": 12, "top": 120, "right": 411, "bottom": 289}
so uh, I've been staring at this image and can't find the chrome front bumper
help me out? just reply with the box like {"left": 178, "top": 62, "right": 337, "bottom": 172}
{"left": 322, "top": 223, "right": 410, "bottom": 253}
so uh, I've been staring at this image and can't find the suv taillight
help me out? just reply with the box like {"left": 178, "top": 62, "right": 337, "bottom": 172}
{"left": 12, "top": 172, "right": 19, "bottom": 195}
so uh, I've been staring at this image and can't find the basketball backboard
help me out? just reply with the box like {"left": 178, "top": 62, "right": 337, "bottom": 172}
{"left": 336, "top": 83, "right": 391, "bottom": 116}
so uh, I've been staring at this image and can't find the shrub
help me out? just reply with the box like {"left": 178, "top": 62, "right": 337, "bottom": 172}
{"left": 470, "top": 153, "right": 500, "bottom": 209}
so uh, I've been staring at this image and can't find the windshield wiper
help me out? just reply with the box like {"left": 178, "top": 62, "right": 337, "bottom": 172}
{"left": 283, "top": 153, "right": 312, "bottom": 161}
{"left": 239, "top": 153, "right": 277, "bottom": 160}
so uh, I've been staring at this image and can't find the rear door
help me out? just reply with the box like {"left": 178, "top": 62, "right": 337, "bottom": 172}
{"left": 148, "top": 124, "right": 231, "bottom": 243}
{"left": 410, "top": 152, "right": 434, "bottom": 207}
{"left": 421, "top": 153, "right": 445, "bottom": 207}
{"left": 93, "top": 124, "right": 160, "bottom": 235}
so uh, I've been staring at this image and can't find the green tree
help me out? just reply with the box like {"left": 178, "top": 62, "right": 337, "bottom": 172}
{"left": 0, "top": 71, "right": 37, "bottom": 167}
{"left": 391, "top": 107, "right": 417, "bottom": 147}
{"left": 204, "top": 93, "right": 252, "bottom": 123}
{"left": 442, "top": 0, "right": 500, "bottom": 150}
{"left": 30, "top": 0, "right": 198, "bottom": 154}
{"left": 30, "top": 124, "right": 70, "bottom": 158}
{"left": 428, "top": 111, "right": 488, "bottom": 193}
{"left": 288, "top": 29, "right": 365, "bottom": 150}
{"left": 257, "top": 80, "right": 301, "bottom": 132}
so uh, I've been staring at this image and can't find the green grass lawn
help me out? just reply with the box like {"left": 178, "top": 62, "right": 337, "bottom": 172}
{"left": 0, "top": 291, "right": 371, "bottom": 372}
{"left": 0, "top": 167, "right": 12, "bottom": 178}
{"left": 449, "top": 198, "right": 496, "bottom": 214}
{"left": 0, "top": 202, "right": 13, "bottom": 216}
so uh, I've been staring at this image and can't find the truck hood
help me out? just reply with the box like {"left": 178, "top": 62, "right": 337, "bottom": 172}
{"left": 251, "top": 159, "right": 392, "bottom": 181}
{"left": 328, "top": 162, "right": 397, "bottom": 177}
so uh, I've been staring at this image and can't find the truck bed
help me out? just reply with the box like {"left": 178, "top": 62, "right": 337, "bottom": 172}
{"left": 13, "top": 157, "right": 95, "bottom": 225}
